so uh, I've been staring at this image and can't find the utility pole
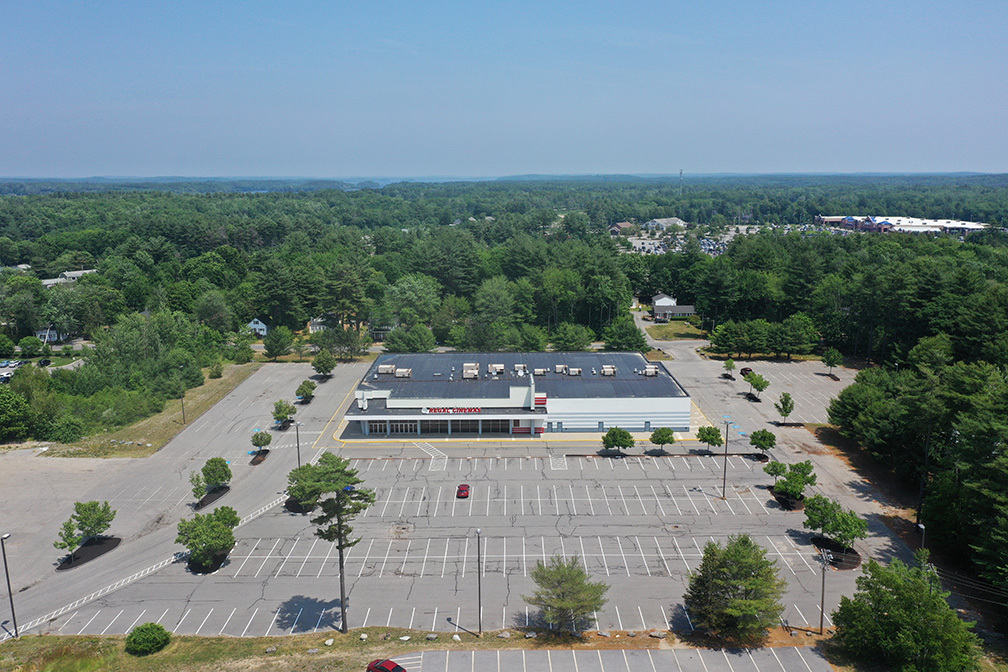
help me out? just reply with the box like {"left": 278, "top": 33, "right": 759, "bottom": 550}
{"left": 819, "top": 548, "right": 832, "bottom": 635}
{"left": 476, "top": 528, "right": 482, "bottom": 636}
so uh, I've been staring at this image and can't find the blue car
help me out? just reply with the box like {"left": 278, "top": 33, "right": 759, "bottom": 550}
{"left": 0, "top": 361, "right": 8, "bottom": 368}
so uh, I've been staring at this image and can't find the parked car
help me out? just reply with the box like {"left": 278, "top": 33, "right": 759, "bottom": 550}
{"left": 8, "top": 361, "right": 23, "bottom": 369}
{"left": 739, "top": 367, "right": 753, "bottom": 377}
{"left": 456, "top": 484, "right": 470, "bottom": 499}
{"left": 38, "top": 359, "right": 51, "bottom": 367}
{"left": 367, "top": 660, "right": 407, "bottom": 672}
{"left": 0, "top": 360, "right": 8, "bottom": 368}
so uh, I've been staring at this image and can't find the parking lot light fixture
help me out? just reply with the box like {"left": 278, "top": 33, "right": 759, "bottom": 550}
{"left": 1, "top": 533, "right": 17, "bottom": 638}
{"left": 476, "top": 528, "right": 482, "bottom": 636}
{"left": 722, "top": 418, "right": 731, "bottom": 499}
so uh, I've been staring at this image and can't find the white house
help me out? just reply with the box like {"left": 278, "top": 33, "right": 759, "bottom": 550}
{"left": 40, "top": 268, "right": 98, "bottom": 288}
{"left": 644, "top": 217, "right": 688, "bottom": 231}
{"left": 308, "top": 316, "right": 329, "bottom": 334}
{"left": 247, "top": 317, "right": 270, "bottom": 337}
{"left": 651, "top": 293, "right": 696, "bottom": 321}
{"left": 35, "top": 326, "right": 68, "bottom": 344}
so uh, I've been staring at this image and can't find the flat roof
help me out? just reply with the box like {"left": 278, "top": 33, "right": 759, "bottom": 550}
{"left": 357, "top": 352, "right": 688, "bottom": 400}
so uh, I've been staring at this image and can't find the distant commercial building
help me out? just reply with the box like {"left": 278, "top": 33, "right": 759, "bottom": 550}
{"left": 644, "top": 217, "right": 688, "bottom": 231}
{"left": 815, "top": 215, "right": 987, "bottom": 235}
{"left": 348, "top": 352, "right": 691, "bottom": 437}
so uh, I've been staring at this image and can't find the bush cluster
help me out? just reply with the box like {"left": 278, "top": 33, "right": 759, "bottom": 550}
{"left": 124, "top": 622, "right": 171, "bottom": 656}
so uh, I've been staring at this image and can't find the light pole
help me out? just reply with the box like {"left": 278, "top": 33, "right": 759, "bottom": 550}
{"left": 819, "top": 548, "right": 832, "bottom": 635}
{"left": 721, "top": 417, "right": 736, "bottom": 499}
{"left": 178, "top": 365, "right": 186, "bottom": 425}
{"left": 295, "top": 422, "right": 302, "bottom": 468}
{"left": 918, "top": 522, "right": 926, "bottom": 549}
{"left": 1, "top": 533, "right": 18, "bottom": 638}
{"left": 476, "top": 528, "right": 482, "bottom": 636}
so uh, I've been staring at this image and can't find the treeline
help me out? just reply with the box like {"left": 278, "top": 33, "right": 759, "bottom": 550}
{"left": 827, "top": 334, "right": 1008, "bottom": 596}
{"left": 622, "top": 230, "right": 1008, "bottom": 366}
{"left": 0, "top": 309, "right": 238, "bottom": 443}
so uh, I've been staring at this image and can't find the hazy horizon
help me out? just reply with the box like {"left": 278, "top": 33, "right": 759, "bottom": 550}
{"left": 3, "top": 2, "right": 1007, "bottom": 177}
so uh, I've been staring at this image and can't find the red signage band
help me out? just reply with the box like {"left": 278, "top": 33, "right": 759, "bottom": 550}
{"left": 422, "top": 407, "right": 482, "bottom": 414}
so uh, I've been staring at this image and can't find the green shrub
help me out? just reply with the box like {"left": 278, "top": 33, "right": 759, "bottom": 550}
{"left": 208, "top": 360, "right": 224, "bottom": 379}
{"left": 48, "top": 415, "right": 84, "bottom": 443}
{"left": 125, "top": 622, "right": 171, "bottom": 656}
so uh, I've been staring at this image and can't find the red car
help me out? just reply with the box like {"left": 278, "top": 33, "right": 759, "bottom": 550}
{"left": 367, "top": 660, "right": 407, "bottom": 672}
{"left": 456, "top": 483, "right": 470, "bottom": 498}
{"left": 739, "top": 367, "right": 753, "bottom": 377}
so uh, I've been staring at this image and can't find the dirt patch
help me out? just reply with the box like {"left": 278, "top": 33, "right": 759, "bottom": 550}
{"left": 56, "top": 536, "right": 121, "bottom": 571}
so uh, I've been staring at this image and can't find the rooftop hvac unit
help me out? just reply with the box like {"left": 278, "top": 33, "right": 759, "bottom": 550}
{"left": 514, "top": 363, "right": 527, "bottom": 373}
{"left": 533, "top": 368, "right": 548, "bottom": 376}
{"left": 489, "top": 363, "right": 505, "bottom": 375}
{"left": 601, "top": 365, "right": 616, "bottom": 376}
{"left": 568, "top": 367, "right": 582, "bottom": 376}
{"left": 377, "top": 364, "right": 396, "bottom": 374}
{"left": 643, "top": 365, "right": 659, "bottom": 377}
{"left": 394, "top": 368, "right": 412, "bottom": 378}
{"left": 463, "top": 362, "right": 479, "bottom": 372}
{"left": 554, "top": 364, "right": 568, "bottom": 374}
{"left": 462, "top": 368, "right": 479, "bottom": 379}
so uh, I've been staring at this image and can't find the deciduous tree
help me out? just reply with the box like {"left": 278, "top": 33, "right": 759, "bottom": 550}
{"left": 312, "top": 348, "right": 337, "bottom": 377}
{"left": 697, "top": 425, "right": 724, "bottom": 451}
{"left": 748, "top": 429, "right": 776, "bottom": 455}
{"left": 649, "top": 427, "right": 676, "bottom": 450}
{"left": 175, "top": 506, "right": 240, "bottom": 569}
{"left": 822, "top": 347, "right": 843, "bottom": 376}
{"left": 774, "top": 392, "right": 794, "bottom": 424}
{"left": 602, "top": 426, "right": 635, "bottom": 453}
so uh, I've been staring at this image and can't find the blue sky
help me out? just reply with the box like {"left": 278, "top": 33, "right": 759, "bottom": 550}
{"left": 2, "top": 1, "right": 1007, "bottom": 177}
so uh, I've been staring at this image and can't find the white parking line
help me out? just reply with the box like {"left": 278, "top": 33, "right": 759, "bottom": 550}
{"left": 420, "top": 538, "right": 431, "bottom": 576}
{"left": 240, "top": 608, "right": 258, "bottom": 637}
{"left": 357, "top": 539, "right": 374, "bottom": 577}
{"left": 635, "top": 536, "right": 651, "bottom": 576}
{"left": 100, "top": 609, "right": 123, "bottom": 635}
{"left": 398, "top": 487, "right": 410, "bottom": 517}
{"left": 400, "top": 539, "right": 411, "bottom": 575}
{"left": 155, "top": 608, "right": 169, "bottom": 625}
{"left": 296, "top": 538, "right": 318, "bottom": 577}
{"left": 126, "top": 609, "right": 146, "bottom": 633}
{"left": 673, "top": 538, "right": 690, "bottom": 572}
{"left": 317, "top": 541, "right": 335, "bottom": 578}
{"left": 175, "top": 608, "right": 192, "bottom": 633}
{"left": 195, "top": 609, "right": 213, "bottom": 635}
{"left": 416, "top": 486, "right": 426, "bottom": 516}
{"left": 253, "top": 539, "right": 280, "bottom": 578}
{"left": 651, "top": 485, "right": 666, "bottom": 516}
{"left": 765, "top": 536, "right": 796, "bottom": 575}
{"left": 442, "top": 538, "right": 450, "bottom": 578}
{"left": 275, "top": 538, "right": 299, "bottom": 576}
{"left": 654, "top": 537, "right": 672, "bottom": 575}
{"left": 569, "top": 484, "right": 578, "bottom": 515}
{"left": 219, "top": 607, "right": 236, "bottom": 635}
{"left": 682, "top": 486, "right": 699, "bottom": 514}
{"left": 615, "top": 536, "right": 631, "bottom": 577}
{"left": 378, "top": 539, "right": 393, "bottom": 578}
{"left": 314, "top": 608, "right": 327, "bottom": 633}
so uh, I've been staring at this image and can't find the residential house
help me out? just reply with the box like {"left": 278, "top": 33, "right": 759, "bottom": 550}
{"left": 247, "top": 317, "right": 270, "bottom": 337}
{"left": 651, "top": 293, "right": 696, "bottom": 321}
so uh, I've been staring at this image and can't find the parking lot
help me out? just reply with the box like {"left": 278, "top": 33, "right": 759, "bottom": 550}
{"left": 34, "top": 450, "right": 853, "bottom": 638}
{"left": 2, "top": 345, "right": 881, "bottom": 657}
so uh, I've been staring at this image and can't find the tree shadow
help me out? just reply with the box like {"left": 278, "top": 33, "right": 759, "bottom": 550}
{"left": 596, "top": 449, "right": 628, "bottom": 458}
{"left": 516, "top": 608, "right": 594, "bottom": 635}
{"left": 273, "top": 595, "right": 343, "bottom": 633}
{"left": 644, "top": 447, "right": 671, "bottom": 457}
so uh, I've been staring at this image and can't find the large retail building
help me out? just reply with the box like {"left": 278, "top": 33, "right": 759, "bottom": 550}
{"left": 348, "top": 352, "right": 691, "bottom": 437}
